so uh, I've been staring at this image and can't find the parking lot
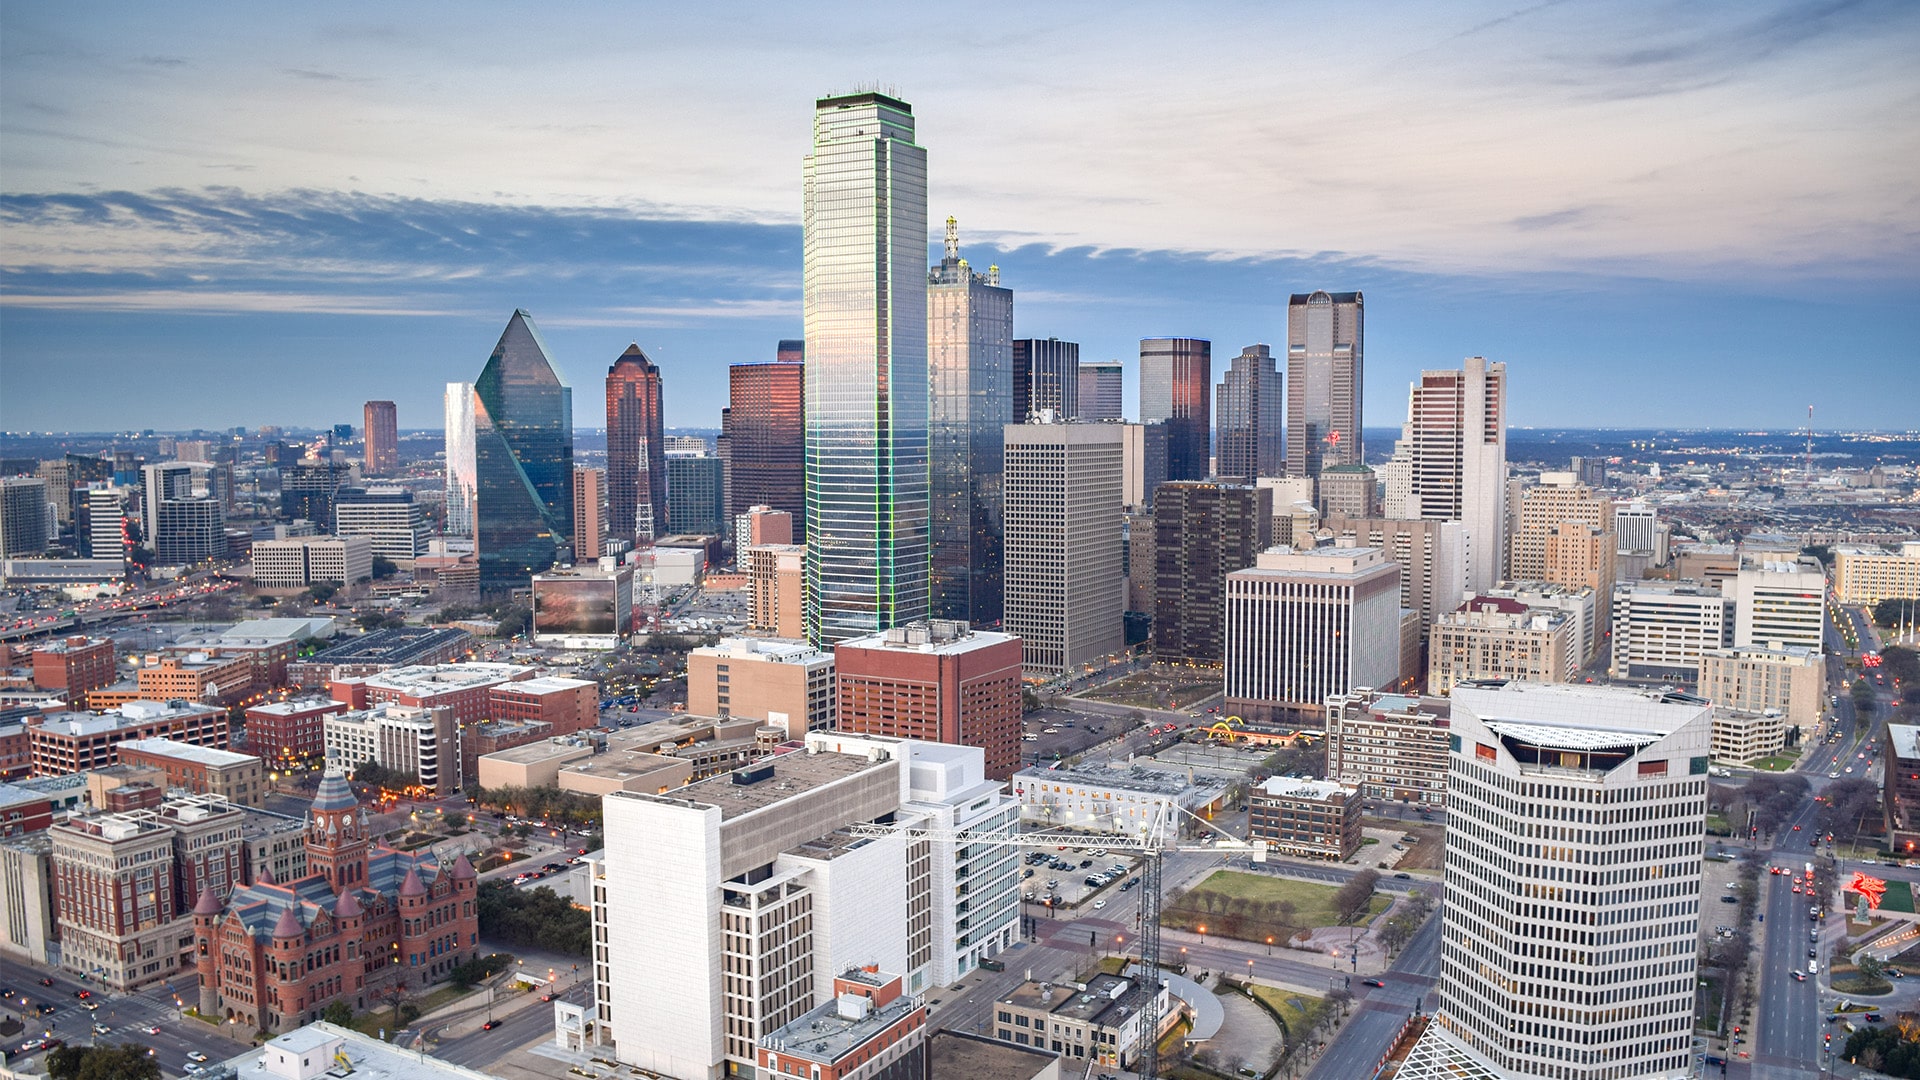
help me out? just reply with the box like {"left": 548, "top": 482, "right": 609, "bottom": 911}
{"left": 1019, "top": 845, "right": 1142, "bottom": 911}
{"left": 1019, "top": 709, "right": 1137, "bottom": 768}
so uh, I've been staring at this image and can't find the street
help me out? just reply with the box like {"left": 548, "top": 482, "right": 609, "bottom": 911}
{"left": 0, "top": 963, "right": 248, "bottom": 1079}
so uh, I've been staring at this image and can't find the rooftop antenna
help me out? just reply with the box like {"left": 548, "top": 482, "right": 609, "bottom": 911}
{"left": 1805, "top": 405, "right": 1814, "bottom": 480}
{"left": 944, "top": 216, "right": 958, "bottom": 262}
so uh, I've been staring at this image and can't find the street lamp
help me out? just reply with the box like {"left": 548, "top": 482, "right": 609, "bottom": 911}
{"left": 1267, "top": 936, "right": 1274, "bottom": 956}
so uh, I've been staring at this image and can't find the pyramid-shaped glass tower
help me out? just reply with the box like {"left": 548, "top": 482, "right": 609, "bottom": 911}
{"left": 470, "top": 309, "right": 574, "bottom": 589}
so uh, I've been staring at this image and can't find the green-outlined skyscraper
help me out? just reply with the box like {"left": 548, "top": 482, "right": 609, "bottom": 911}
{"left": 802, "top": 91, "right": 929, "bottom": 644}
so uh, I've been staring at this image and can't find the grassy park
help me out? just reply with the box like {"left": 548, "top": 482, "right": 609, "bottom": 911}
{"left": 1162, "top": 870, "right": 1389, "bottom": 945}
{"left": 1081, "top": 670, "right": 1220, "bottom": 710}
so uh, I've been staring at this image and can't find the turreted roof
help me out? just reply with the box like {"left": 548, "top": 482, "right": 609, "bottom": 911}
{"left": 272, "top": 904, "right": 304, "bottom": 939}
{"left": 311, "top": 769, "right": 359, "bottom": 813}
{"left": 450, "top": 854, "right": 477, "bottom": 881}
{"left": 334, "top": 890, "right": 363, "bottom": 919}
{"left": 399, "top": 866, "right": 427, "bottom": 897}
{"left": 193, "top": 888, "right": 224, "bottom": 916}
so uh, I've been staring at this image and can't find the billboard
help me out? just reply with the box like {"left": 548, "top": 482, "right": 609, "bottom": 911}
{"left": 533, "top": 576, "right": 626, "bottom": 638}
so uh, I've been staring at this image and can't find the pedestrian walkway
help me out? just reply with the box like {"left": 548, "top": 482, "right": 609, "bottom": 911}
{"left": 1127, "top": 964, "right": 1224, "bottom": 1040}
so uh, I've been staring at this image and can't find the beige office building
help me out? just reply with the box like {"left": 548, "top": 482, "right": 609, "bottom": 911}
{"left": 1712, "top": 706, "right": 1788, "bottom": 763}
{"left": 1002, "top": 419, "right": 1126, "bottom": 677}
{"left": 1322, "top": 515, "right": 1468, "bottom": 641}
{"left": 1324, "top": 689, "right": 1451, "bottom": 808}
{"left": 687, "top": 637, "right": 836, "bottom": 739}
{"left": 1699, "top": 644, "right": 1825, "bottom": 730}
{"left": 1508, "top": 473, "right": 1611, "bottom": 581}
{"left": 745, "top": 544, "right": 806, "bottom": 639}
{"left": 1428, "top": 598, "right": 1577, "bottom": 696}
{"left": 1835, "top": 541, "right": 1920, "bottom": 605}
{"left": 1732, "top": 557, "right": 1826, "bottom": 653}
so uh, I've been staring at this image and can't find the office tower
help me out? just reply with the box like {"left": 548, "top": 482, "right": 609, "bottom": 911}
{"left": 594, "top": 732, "right": 1019, "bottom": 1076}
{"left": 142, "top": 463, "right": 225, "bottom": 565}
{"left": 1139, "top": 338, "right": 1211, "bottom": 481}
{"left": 1569, "top": 454, "right": 1606, "bottom": 488}
{"left": 443, "top": 382, "right": 477, "bottom": 537}
{"left": 1377, "top": 435, "right": 1414, "bottom": 518}
{"left": 745, "top": 543, "right": 807, "bottom": 638}
{"left": 466, "top": 310, "right": 574, "bottom": 590}
{"left": 686, "top": 637, "right": 835, "bottom": 736}
{"left": 1322, "top": 515, "right": 1468, "bottom": 642}
{"left": 928, "top": 217, "right": 1014, "bottom": 627}
{"left": 362, "top": 400, "right": 398, "bottom": 475}
{"left": 1700, "top": 644, "right": 1826, "bottom": 730}
{"left": 1402, "top": 682, "right": 1708, "bottom": 1080}
{"left": 1316, "top": 464, "right": 1377, "bottom": 518}
{"left": 1002, "top": 418, "right": 1125, "bottom": 677}
{"left": 1612, "top": 499, "right": 1666, "bottom": 579}
{"left": 1077, "top": 361, "right": 1124, "bottom": 421}
{"left": 1509, "top": 473, "right": 1611, "bottom": 581}
{"left": 572, "top": 466, "right": 607, "bottom": 560}
{"left": 1324, "top": 689, "right": 1452, "bottom": 809}
{"left": 666, "top": 455, "right": 725, "bottom": 536}
{"left": 0, "top": 477, "right": 51, "bottom": 557}
{"left": 737, "top": 506, "right": 793, "bottom": 547}
{"left": 279, "top": 461, "right": 353, "bottom": 528}
{"left": 1011, "top": 338, "right": 1077, "bottom": 421}
{"left": 1223, "top": 546, "right": 1403, "bottom": 723}
{"left": 1609, "top": 579, "right": 1733, "bottom": 679}
{"left": 1406, "top": 355, "right": 1508, "bottom": 593}
{"left": 84, "top": 485, "right": 130, "bottom": 561}
{"left": 34, "top": 459, "right": 73, "bottom": 530}
{"left": 776, "top": 339, "right": 804, "bottom": 364}
{"left": 1427, "top": 597, "right": 1578, "bottom": 695}
{"left": 1475, "top": 581, "right": 1599, "bottom": 665}
{"left": 1257, "top": 477, "right": 1317, "bottom": 543}
{"left": 607, "top": 343, "right": 666, "bottom": 543}
{"left": 252, "top": 535, "right": 375, "bottom": 590}
{"left": 1215, "top": 344, "right": 1283, "bottom": 482}
{"left": 722, "top": 351, "right": 805, "bottom": 532}
{"left": 1834, "top": 541, "right": 1920, "bottom": 605}
{"left": 1152, "top": 481, "right": 1272, "bottom": 664}
{"left": 333, "top": 487, "right": 430, "bottom": 561}
{"left": 803, "top": 91, "right": 929, "bottom": 645}
{"left": 1120, "top": 421, "right": 1168, "bottom": 512}
{"left": 1732, "top": 555, "right": 1826, "bottom": 652}
{"left": 1543, "top": 523, "right": 1616, "bottom": 630}
{"left": 49, "top": 454, "right": 113, "bottom": 535}
{"left": 1285, "top": 290, "right": 1364, "bottom": 480}
{"left": 1124, "top": 511, "right": 1155, "bottom": 617}
{"left": 836, "top": 621, "right": 1023, "bottom": 780}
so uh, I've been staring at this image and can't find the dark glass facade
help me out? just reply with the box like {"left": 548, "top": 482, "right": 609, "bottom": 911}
{"left": 1215, "top": 344, "right": 1284, "bottom": 482}
{"left": 473, "top": 310, "right": 574, "bottom": 591}
{"left": 723, "top": 357, "right": 805, "bottom": 532}
{"left": 1151, "top": 480, "right": 1271, "bottom": 664}
{"left": 606, "top": 344, "right": 666, "bottom": 543}
{"left": 928, "top": 231, "right": 1012, "bottom": 627}
{"left": 666, "top": 455, "right": 725, "bottom": 536}
{"left": 1011, "top": 338, "right": 1077, "bottom": 422}
{"left": 1139, "top": 338, "right": 1211, "bottom": 482}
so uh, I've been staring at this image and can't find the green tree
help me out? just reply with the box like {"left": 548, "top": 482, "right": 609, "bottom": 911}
{"left": 322, "top": 999, "right": 354, "bottom": 1026}
{"left": 477, "top": 881, "right": 590, "bottom": 956}
{"left": 1854, "top": 677, "right": 1879, "bottom": 713}
{"left": 371, "top": 555, "right": 399, "bottom": 579}
{"left": 47, "top": 1044, "right": 161, "bottom": 1080}
{"left": 306, "top": 582, "right": 339, "bottom": 602}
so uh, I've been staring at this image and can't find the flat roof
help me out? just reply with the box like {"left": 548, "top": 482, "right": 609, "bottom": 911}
{"left": 115, "top": 738, "right": 258, "bottom": 767}
{"left": 924, "top": 1031, "right": 1057, "bottom": 1080}
{"left": 362, "top": 662, "right": 534, "bottom": 694}
{"left": 1889, "top": 725, "right": 1920, "bottom": 762}
{"left": 1452, "top": 681, "right": 1711, "bottom": 737}
{"left": 499, "top": 675, "right": 595, "bottom": 694}
{"left": 221, "top": 1021, "right": 500, "bottom": 1080}
{"left": 656, "top": 750, "right": 886, "bottom": 821}
{"left": 482, "top": 738, "right": 595, "bottom": 765}
{"left": 303, "top": 627, "right": 472, "bottom": 664}
{"left": 1015, "top": 762, "right": 1225, "bottom": 797}
{"left": 762, "top": 980, "right": 919, "bottom": 1063}
{"left": 1258, "top": 778, "right": 1355, "bottom": 801}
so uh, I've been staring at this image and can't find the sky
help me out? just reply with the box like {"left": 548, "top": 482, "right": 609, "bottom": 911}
{"left": 2, "top": 1, "right": 1916, "bottom": 432}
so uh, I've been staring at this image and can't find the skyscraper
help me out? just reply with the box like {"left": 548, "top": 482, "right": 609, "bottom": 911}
{"left": 1407, "top": 356, "right": 1508, "bottom": 593}
{"left": 665, "top": 455, "right": 725, "bottom": 536}
{"left": 928, "top": 217, "right": 1013, "bottom": 626}
{"left": 1011, "top": 338, "right": 1078, "bottom": 421}
{"left": 141, "top": 463, "right": 224, "bottom": 566}
{"left": 362, "top": 400, "right": 398, "bottom": 475}
{"left": 803, "top": 91, "right": 929, "bottom": 645}
{"left": 1002, "top": 418, "right": 1125, "bottom": 677}
{"left": 1401, "top": 682, "right": 1708, "bottom": 1080}
{"left": 1077, "top": 361, "right": 1124, "bottom": 421}
{"left": 573, "top": 466, "right": 607, "bottom": 560}
{"left": 1139, "top": 337, "right": 1211, "bottom": 482}
{"left": 0, "top": 476, "right": 51, "bottom": 558}
{"left": 1214, "top": 343, "right": 1283, "bottom": 482}
{"left": 1152, "top": 481, "right": 1272, "bottom": 664}
{"left": 606, "top": 344, "right": 666, "bottom": 544}
{"left": 721, "top": 347, "right": 805, "bottom": 533}
{"left": 467, "top": 310, "right": 574, "bottom": 591}
{"left": 1285, "top": 291, "right": 1363, "bottom": 481}
{"left": 443, "top": 382, "right": 476, "bottom": 538}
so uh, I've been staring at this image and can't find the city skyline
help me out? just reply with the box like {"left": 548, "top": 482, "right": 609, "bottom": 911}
{"left": 2, "top": 4, "right": 1915, "bottom": 432}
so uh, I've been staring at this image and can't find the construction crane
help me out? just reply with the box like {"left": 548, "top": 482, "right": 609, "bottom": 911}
{"left": 852, "top": 802, "right": 1265, "bottom": 1080}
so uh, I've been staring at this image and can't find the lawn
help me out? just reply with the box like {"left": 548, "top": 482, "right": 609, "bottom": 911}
{"left": 1880, "top": 880, "right": 1916, "bottom": 914}
{"left": 1745, "top": 755, "right": 1799, "bottom": 772}
{"left": 1249, "top": 985, "right": 1329, "bottom": 1048}
{"left": 1163, "top": 870, "right": 1390, "bottom": 945}
{"left": 1080, "top": 671, "right": 1221, "bottom": 710}
{"left": 1695, "top": 973, "right": 1725, "bottom": 1034}
{"left": 349, "top": 983, "right": 482, "bottom": 1036}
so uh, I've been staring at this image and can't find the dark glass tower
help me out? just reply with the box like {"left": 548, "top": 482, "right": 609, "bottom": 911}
{"left": 722, "top": 349, "right": 805, "bottom": 533}
{"left": 1011, "top": 338, "right": 1077, "bottom": 421}
{"left": 1215, "top": 344, "right": 1283, "bottom": 482}
{"left": 606, "top": 344, "right": 666, "bottom": 543}
{"left": 1139, "top": 338, "right": 1211, "bottom": 482}
{"left": 472, "top": 310, "right": 573, "bottom": 591}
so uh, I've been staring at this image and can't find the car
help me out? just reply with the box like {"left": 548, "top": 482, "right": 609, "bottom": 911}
{"left": 37, "top": 978, "right": 51, "bottom": 987}
{"left": 1360, "top": 979, "right": 1385, "bottom": 988}
{"left": 1394, "top": 872, "right": 1411, "bottom": 880}
{"left": 187, "top": 1051, "right": 209, "bottom": 1063}
{"left": 540, "top": 993, "right": 555, "bottom": 1002}
{"left": 73, "top": 989, "right": 90, "bottom": 999}
{"left": 1793, "top": 825, "right": 1802, "bottom": 831}
{"left": 1809, "top": 948, "right": 1818, "bottom": 958}
{"left": 1719, "top": 895, "right": 1738, "bottom": 904}
{"left": 481, "top": 1020, "right": 501, "bottom": 1031}
{"left": 145, "top": 1025, "right": 162, "bottom": 1035}
{"left": 1868, "top": 1013, "right": 1884, "bottom": 1022}
{"left": 1793, "top": 971, "right": 1807, "bottom": 981}
{"left": 1828, "top": 771, "right": 1841, "bottom": 779}
{"left": 1769, "top": 866, "right": 1783, "bottom": 875}
{"left": 92, "top": 1023, "right": 111, "bottom": 1036}
{"left": 82, "top": 1001, "right": 99, "bottom": 1011}
{"left": 1792, "top": 884, "right": 1801, "bottom": 893}
{"left": 1093, "top": 900, "right": 1107, "bottom": 909}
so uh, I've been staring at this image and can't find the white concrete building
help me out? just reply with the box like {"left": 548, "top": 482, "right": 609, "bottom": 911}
{"left": 1404, "top": 356, "right": 1508, "bottom": 593}
{"left": 1609, "top": 579, "right": 1733, "bottom": 680}
{"left": 333, "top": 487, "right": 431, "bottom": 561}
{"left": 1475, "top": 580, "right": 1600, "bottom": 665}
{"left": 1010, "top": 761, "right": 1230, "bottom": 835}
{"left": 1402, "top": 681, "right": 1710, "bottom": 1080}
{"left": 322, "top": 702, "right": 460, "bottom": 793}
{"left": 252, "top": 535, "right": 374, "bottom": 589}
{"left": 1223, "top": 545, "right": 1404, "bottom": 724}
{"left": 1731, "top": 556, "right": 1826, "bottom": 654}
{"left": 1002, "top": 418, "right": 1126, "bottom": 677}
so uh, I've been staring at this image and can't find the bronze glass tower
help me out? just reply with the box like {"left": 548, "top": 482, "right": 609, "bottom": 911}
{"left": 1215, "top": 344, "right": 1283, "bottom": 482}
{"left": 606, "top": 344, "right": 666, "bottom": 543}
{"left": 722, "top": 350, "right": 805, "bottom": 532}
{"left": 1139, "top": 338, "right": 1211, "bottom": 482}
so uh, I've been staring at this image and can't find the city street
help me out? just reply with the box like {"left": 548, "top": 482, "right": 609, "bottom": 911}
{"left": 0, "top": 963, "right": 249, "bottom": 1080}
{"left": 1306, "top": 913, "right": 1440, "bottom": 1080}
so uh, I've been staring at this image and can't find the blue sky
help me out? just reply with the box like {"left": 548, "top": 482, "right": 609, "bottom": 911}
{"left": 2, "top": 1, "right": 1916, "bottom": 431}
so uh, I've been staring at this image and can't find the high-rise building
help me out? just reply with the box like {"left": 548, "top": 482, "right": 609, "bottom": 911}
{"left": 1077, "top": 361, "right": 1124, "bottom": 421}
{"left": 1612, "top": 498, "right": 1667, "bottom": 577}
{"left": 443, "top": 382, "right": 477, "bottom": 537}
{"left": 1139, "top": 338, "right": 1211, "bottom": 482}
{"left": 1610, "top": 579, "right": 1734, "bottom": 680}
{"left": 1732, "top": 556, "right": 1826, "bottom": 653}
{"left": 745, "top": 543, "right": 807, "bottom": 639}
{"left": 333, "top": 487, "right": 429, "bottom": 561}
{"left": 1406, "top": 356, "right": 1508, "bottom": 593}
{"left": 722, "top": 350, "right": 805, "bottom": 533}
{"left": 928, "top": 218, "right": 1013, "bottom": 627}
{"left": 1214, "top": 344, "right": 1283, "bottom": 482}
{"left": 803, "top": 92, "right": 929, "bottom": 645}
{"left": 1011, "top": 338, "right": 1077, "bottom": 421}
{"left": 0, "top": 477, "right": 50, "bottom": 558}
{"left": 466, "top": 310, "right": 574, "bottom": 590}
{"left": 251, "top": 535, "right": 374, "bottom": 590}
{"left": 1152, "top": 481, "right": 1272, "bottom": 664}
{"left": 1002, "top": 419, "right": 1125, "bottom": 678}
{"left": 1427, "top": 597, "right": 1578, "bottom": 695}
{"left": 280, "top": 461, "right": 354, "bottom": 529}
{"left": 1834, "top": 541, "right": 1920, "bottom": 605}
{"left": 1223, "top": 546, "right": 1403, "bottom": 723}
{"left": 1543, "top": 522, "right": 1617, "bottom": 629}
{"left": 686, "top": 637, "right": 836, "bottom": 738}
{"left": 142, "top": 463, "right": 224, "bottom": 566}
{"left": 1402, "top": 682, "right": 1708, "bottom": 1080}
{"left": 607, "top": 344, "right": 666, "bottom": 543}
{"left": 362, "top": 400, "right": 397, "bottom": 475}
{"left": 736, "top": 506, "right": 793, "bottom": 547}
{"left": 1120, "top": 421, "right": 1168, "bottom": 512}
{"left": 83, "top": 484, "right": 130, "bottom": 561}
{"left": 1285, "top": 291, "right": 1363, "bottom": 480}
{"left": 1322, "top": 515, "right": 1469, "bottom": 642}
{"left": 1316, "top": 464, "right": 1377, "bottom": 518}
{"left": 1700, "top": 644, "right": 1826, "bottom": 732}
{"left": 835, "top": 621, "right": 1022, "bottom": 780}
{"left": 1509, "top": 473, "right": 1612, "bottom": 581}
{"left": 572, "top": 466, "right": 607, "bottom": 560}
{"left": 666, "top": 455, "right": 725, "bottom": 537}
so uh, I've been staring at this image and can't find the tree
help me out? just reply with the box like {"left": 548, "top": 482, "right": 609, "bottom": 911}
{"left": 477, "top": 881, "right": 590, "bottom": 956}
{"left": 1855, "top": 677, "right": 1879, "bottom": 713}
{"left": 1333, "top": 869, "right": 1380, "bottom": 924}
{"left": 352, "top": 760, "right": 419, "bottom": 790}
{"left": 371, "top": 555, "right": 399, "bottom": 580}
{"left": 322, "top": 1000, "right": 354, "bottom": 1026}
{"left": 47, "top": 1045, "right": 161, "bottom": 1080}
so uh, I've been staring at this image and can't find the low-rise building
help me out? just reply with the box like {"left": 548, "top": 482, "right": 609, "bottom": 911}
{"left": 27, "top": 699, "right": 230, "bottom": 776}
{"left": 323, "top": 703, "right": 461, "bottom": 795}
{"left": 1011, "top": 762, "right": 1230, "bottom": 836}
{"left": 285, "top": 627, "right": 472, "bottom": 689}
{"left": 0, "top": 780, "right": 55, "bottom": 835}
{"left": 993, "top": 972, "right": 1174, "bottom": 1072}
{"left": 688, "top": 637, "right": 836, "bottom": 739}
{"left": 1699, "top": 644, "right": 1825, "bottom": 732}
{"left": 477, "top": 733, "right": 592, "bottom": 791}
{"left": 251, "top": 534, "right": 374, "bottom": 590}
{"left": 30, "top": 635, "right": 115, "bottom": 699}
{"left": 1835, "top": 541, "right": 1920, "bottom": 605}
{"left": 337, "top": 661, "right": 536, "bottom": 725}
{"left": 1886, "top": 724, "right": 1920, "bottom": 854}
{"left": 757, "top": 968, "right": 928, "bottom": 1080}
{"left": 243, "top": 697, "right": 349, "bottom": 764}
{"left": 532, "top": 561, "right": 635, "bottom": 647}
{"left": 837, "top": 621, "right": 1023, "bottom": 781}
{"left": 114, "top": 737, "right": 267, "bottom": 806}
{"left": 89, "top": 651, "right": 256, "bottom": 710}
{"left": 1249, "top": 777, "right": 1363, "bottom": 860}
{"left": 556, "top": 750, "right": 694, "bottom": 797}
{"left": 488, "top": 675, "right": 598, "bottom": 735}
{"left": 459, "top": 718, "right": 556, "bottom": 784}
{"left": 1712, "top": 707, "right": 1787, "bottom": 764}
{"left": 218, "top": 1022, "right": 502, "bottom": 1080}
{"left": 1324, "top": 690, "right": 1452, "bottom": 809}
{"left": 925, "top": 1031, "right": 1062, "bottom": 1080}
{"left": 1428, "top": 597, "right": 1577, "bottom": 696}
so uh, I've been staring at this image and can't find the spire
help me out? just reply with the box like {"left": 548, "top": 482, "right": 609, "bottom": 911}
{"left": 944, "top": 216, "right": 959, "bottom": 261}
{"left": 311, "top": 768, "right": 359, "bottom": 814}
{"left": 272, "top": 904, "right": 303, "bottom": 940}
{"left": 193, "top": 888, "right": 224, "bottom": 916}
{"left": 334, "top": 890, "right": 363, "bottom": 920}
{"left": 399, "top": 866, "right": 427, "bottom": 898}
{"left": 450, "top": 854, "right": 478, "bottom": 881}
{"left": 255, "top": 866, "right": 275, "bottom": 886}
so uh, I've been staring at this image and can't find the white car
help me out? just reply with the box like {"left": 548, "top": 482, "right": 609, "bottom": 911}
{"left": 187, "top": 1051, "right": 209, "bottom": 1063}
{"left": 1093, "top": 899, "right": 1107, "bottom": 909}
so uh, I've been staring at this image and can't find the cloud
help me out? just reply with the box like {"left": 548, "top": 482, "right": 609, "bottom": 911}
{"left": 0, "top": 289, "right": 465, "bottom": 316}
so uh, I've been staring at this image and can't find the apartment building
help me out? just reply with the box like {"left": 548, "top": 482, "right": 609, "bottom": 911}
{"left": 688, "top": 637, "right": 836, "bottom": 739}
{"left": 1324, "top": 690, "right": 1452, "bottom": 808}
{"left": 1427, "top": 598, "right": 1577, "bottom": 696}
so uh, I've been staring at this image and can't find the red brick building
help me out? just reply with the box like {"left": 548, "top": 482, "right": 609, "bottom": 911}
{"left": 834, "top": 621, "right": 1023, "bottom": 780}
{"left": 488, "top": 676, "right": 597, "bottom": 735}
{"left": 244, "top": 697, "right": 349, "bottom": 764}
{"left": 27, "top": 700, "right": 230, "bottom": 776}
{"left": 0, "top": 721, "right": 31, "bottom": 780}
{"left": 194, "top": 770, "right": 479, "bottom": 1032}
{"left": 330, "top": 662, "right": 535, "bottom": 725}
{"left": 0, "top": 782, "right": 54, "bottom": 835}
{"left": 31, "top": 636, "right": 116, "bottom": 699}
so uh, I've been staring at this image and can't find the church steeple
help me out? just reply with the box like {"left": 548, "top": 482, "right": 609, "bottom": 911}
{"left": 305, "top": 767, "right": 369, "bottom": 891}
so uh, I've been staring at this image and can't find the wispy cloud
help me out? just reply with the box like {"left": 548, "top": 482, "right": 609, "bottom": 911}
{"left": 0, "top": 289, "right": 466, "bottom": 316}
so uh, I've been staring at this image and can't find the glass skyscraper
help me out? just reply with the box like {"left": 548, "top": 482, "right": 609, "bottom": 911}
{"left": 1011, "top": 338, "right": 1077, "bottom": 421}
{"left": 1215, "top": 343, "right": 1283, "bottom": 482}
{"left": 1139, "top": 337, "right": 1211, "bottom": 482}
{"left": 1285, "top": 290, "right": 1364, "bottom": 480}
{"left": 928, "top": 217, "right": 1013, "bottom": 627}
{"left": 468, "top": 310, "right": 574, "bottom": 591}
{"left": 803, "top": 91, "right": 929, "bottom": 644}
{"left": 721, "top": 348, "right": 805, "bottom": 532}
{"left": 443, "top": 382, "right": 476, "bottom": 537}
{"left": 606, "top": 343, "right": 666, "bottom": 544}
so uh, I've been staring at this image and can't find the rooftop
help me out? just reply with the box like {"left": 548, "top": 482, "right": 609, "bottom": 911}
{"left": 1889, "top": 725, "right": 1920, "bottom": 762}
{"left": 497, "top": 675, "right": 595, "bottom": 695}
{"left": 761, "top": 979, "right": 920, "bottom": 1065}
{"left": 1258, "top": 777, "right": 1356, "bottom": 802}
{"left": 361, "top": 662, "right": 534, "bottom": 695}
{"left": 1453, "top": 681, "right": 1710, "bottom": 738}
{"left": 220, "top": 1022, "right": 498, "bottom": 1080}
{"left": 302, "top": 627, "right": 473, "bottom": 665}
{"left": 176, "top": 617, "right": 336, "bottom": 647}
{"left": 32, "top": 700, "right": 223, "bottom": 737}
{"left": 924, "top": 1031, "right": 1058, "bottom": 1080}
{"left": 629, "top": 748, "right": 886, "bottom": 821}
{"left": 482, "top": 737, "right": 594, "bottom": 765}
{"left": 114, "top": 737, "right": 258, "bottom": 768}
{"left": 696, "top": 637, "right": 833, "bottom": 664}
{"left": 838, "top": 620, "right": 1016, "bottom": 655}
{"left": 1015, "top": 761, "right": 1227, "bottom": 798}
{"left": 1246, "top": 544, "right": 1394, "bottom": 576}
